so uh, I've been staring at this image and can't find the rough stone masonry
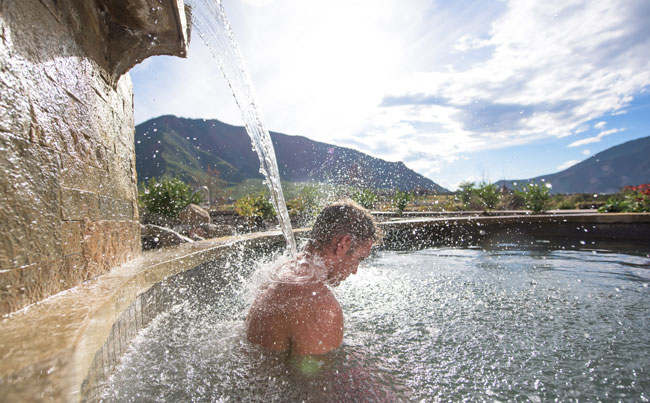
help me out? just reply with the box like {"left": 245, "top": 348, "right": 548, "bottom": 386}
{"left": 0, "top": 0, "right": 189, "bottom": 315}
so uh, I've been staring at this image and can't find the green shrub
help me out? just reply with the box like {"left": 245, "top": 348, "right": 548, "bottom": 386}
{"left": 457, "top": 181, "right": 476, "bottom": 209}
{"left": 393, "top": 190, "right": 411, "bottom": 215}
{"left": 598, "top": 197, "right": 629, "bottom": 213}
{"left": 139, "top": 177, "right": 203, "bottom": 218}
{"left": 515, "top": 182, "right": 551, "bottom": 213}
{"left": 598, "top": 185, "right": 650, "bottom": 213}
{"left": 351, "top": 188, "right": 378, "bottom": 210}
{"left": 556, "top": 197, "right": 576, "bottom": 210}
{"left": 475, "top": 181, "right": 500, "bottom": 211}
{"left": 501, "top": 192, "right": 526, "bottom": 210}
{"left": 287, "top": 185, "right": 325, "bottom": 224}
{"left": 234, "top": 192, "right": 277, "bottom": 226}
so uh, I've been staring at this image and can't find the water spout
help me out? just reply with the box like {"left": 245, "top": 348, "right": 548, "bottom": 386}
{"left": 187, "top": 0, "right": 297, "bottom": 256}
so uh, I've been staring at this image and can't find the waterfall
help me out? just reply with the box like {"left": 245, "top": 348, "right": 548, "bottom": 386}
{"left": 188, "top": 0, "right": 297, "bottom": 256}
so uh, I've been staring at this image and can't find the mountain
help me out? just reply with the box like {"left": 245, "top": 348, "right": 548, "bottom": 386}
{"left": 135, "top": 115, "right": 448, "bottom": 192}
{"left": 496, "top": 136, "right": 650, "bottom": 194}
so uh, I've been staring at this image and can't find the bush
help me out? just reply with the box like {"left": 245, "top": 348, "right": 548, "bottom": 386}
{"left": 139, "top": 177, "right": 203, "bottom": 218}
{"left": 234, "top": 192, "right": 277, "bottom": 226}
{"left": 286, "top": 186, "right": 325, "bottom": 226}
{"left": 351, "top": 188, "right": 378, "bottom": 210}
{"left": 393, "top": 190, "right": 411, "bottom": 215}
{"left": 598, "top": 197, "right": 630, "bottom": 213}
{"left": 515, "top": 182, "right": 551, "bottom": 213}
{"left": 599, "top": 184, "right": 650, "bottom": 213}
{"left": 475, "top": 181, "right": 500, "bottom": 211}
{"left": 457, "top": 181, "right": 476, "bottom": 209}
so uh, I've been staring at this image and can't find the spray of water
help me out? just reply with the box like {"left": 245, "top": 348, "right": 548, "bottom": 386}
{"left": 188, "top": 0, "right": 297, "bottom": 256}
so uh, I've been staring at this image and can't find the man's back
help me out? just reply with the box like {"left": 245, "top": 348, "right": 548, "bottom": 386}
{"left": 246, "top": 279, "right": 343, "bottom": 355}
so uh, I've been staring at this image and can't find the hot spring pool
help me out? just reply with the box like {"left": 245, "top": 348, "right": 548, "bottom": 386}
{"left": 100, "top": 246, "right": 650, "bottom": 402}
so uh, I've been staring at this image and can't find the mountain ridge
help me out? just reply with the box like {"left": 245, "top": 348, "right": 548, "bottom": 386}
{"left": 495, "top": 135, "right": 650, "bottom": 194}
{"left": 135, "top": 115, "right": 449, "bottom": 193}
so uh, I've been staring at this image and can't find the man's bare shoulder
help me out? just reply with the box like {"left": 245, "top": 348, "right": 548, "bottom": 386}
{"left": 254, "top": 280, "right": 338, "bottom": 312}
{"left": 246, "top": 280, "right": 343, "bottom": 355}
{"left": 287, "top": 282, "right": 343, "bottom": 355}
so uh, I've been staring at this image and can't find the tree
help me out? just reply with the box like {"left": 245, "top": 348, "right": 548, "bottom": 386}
{"left": 139, "top": 177, "right": 204, "bottom": 218}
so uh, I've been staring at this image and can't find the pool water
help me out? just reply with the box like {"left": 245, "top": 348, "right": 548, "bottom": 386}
{"left": 101, "top": 246, "right": 650, "bottom": 402}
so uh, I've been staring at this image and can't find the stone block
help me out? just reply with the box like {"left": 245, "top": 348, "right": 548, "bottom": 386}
{"left": 104, "top": 323, "right": 117, "bottom": 372}
{"left": 61, "top": 188, "right": 100, "bottom": 221}
{"left": 134, "top": 296, "right": 142, "bottom": 332}
{"left": 62, "top": 221, "right": 83, "bottom": 255}
{"left": 81, "top": 220, "right": 141, "bottom": 281}
{"left": 0, "top": 259, "right": 64, "bottom": 316}
{"left": 60, "top": 153, "right": 103, "bottom": 193}
{"left": 118, "top": 318, "right": 127, "bottom": 356}
{"left": 98, "top": 196, "right": 134, "bottom": 221}
{"left": 125, "top": 303, "right": 135, "bottom": 343}
{"left": 0, "top": 134, "right": 62, "bottom": 269}
{"left": 62, "top": 253, "right": 85, "bottom": 289}
{"left": 101, "top": 344, "right": 110, "bottom": 383}
{"left": 106, "top": 149, "right": 137, "bottom": 201}
{"left": 109, "top": 323, "right": 119, "bottom": 369}
{"left": 140, "top": 286, "right": 158, "bottom": 328}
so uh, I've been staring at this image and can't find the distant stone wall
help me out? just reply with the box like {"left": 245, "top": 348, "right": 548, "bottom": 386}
{"left": 0, "top": 0, "right": 142, "bottom": 315}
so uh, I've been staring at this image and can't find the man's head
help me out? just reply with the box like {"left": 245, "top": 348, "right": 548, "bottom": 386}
{"left": 307, "top": 199, "right": 381, "bottom": 285}
{"left": 308, "top": 199, "right": 381, "bottom": 253}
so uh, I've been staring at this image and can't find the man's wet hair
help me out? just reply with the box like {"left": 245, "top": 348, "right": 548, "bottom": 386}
{"left": 308, "top": 199, "right": 381, "bottom": 251}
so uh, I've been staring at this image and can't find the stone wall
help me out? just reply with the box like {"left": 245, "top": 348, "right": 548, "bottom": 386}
{"left": 0, "top": 0, "right": 146, "bottom": 316}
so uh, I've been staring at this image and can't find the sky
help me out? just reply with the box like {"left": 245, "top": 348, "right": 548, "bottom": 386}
{"left": 130, "top": 0, "right": 650, "bottom": 190}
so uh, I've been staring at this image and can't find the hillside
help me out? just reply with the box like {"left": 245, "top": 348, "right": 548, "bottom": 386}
{"left": 496, "top": 136, "right": 650, "bottom": 194}
{"left": 135, "top": 115, "right": 448, "bottom": 192}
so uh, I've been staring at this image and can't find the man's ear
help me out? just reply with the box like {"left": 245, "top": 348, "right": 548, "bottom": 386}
{"left": 334, "top": 235, "right": 353, "bottom": 257}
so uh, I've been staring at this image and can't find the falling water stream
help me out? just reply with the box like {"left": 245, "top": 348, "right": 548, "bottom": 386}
{"left": 188, "top": 0, "right": 297, "bottom": 256}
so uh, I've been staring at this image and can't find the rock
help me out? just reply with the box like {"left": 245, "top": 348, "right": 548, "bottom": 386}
{"left": 140, "top": 211, "right": 180, "bottom": 227}
{"left": 141, "top": 224, "right": 193, "bottom": 250}
{"left": 200, "top": 223, "right": 235, "bottom": 238}
{"left": 172, "top": 223, "right": 234, "bottom": 240}
{"left": 172, "top": 224, "right": 193, "bottom": 236}
{"left": 178, "top": 204, "right": 211, "bottom": 226}
{"left": 188, "top": 226, "right": 208, "bottom": 239}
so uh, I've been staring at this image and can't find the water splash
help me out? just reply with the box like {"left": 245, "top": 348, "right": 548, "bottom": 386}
{"left": 188, "top": 0, "right": 296, "bottom": 256}
{"left": 102, "top": 246, "right": 650, "bottom": 401}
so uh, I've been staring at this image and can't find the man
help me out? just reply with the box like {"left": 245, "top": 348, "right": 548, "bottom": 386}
{"left": 246, "top": 199, "right": 380, "bottom": 356}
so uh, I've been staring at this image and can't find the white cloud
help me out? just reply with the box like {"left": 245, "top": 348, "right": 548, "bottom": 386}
{"left": 133, "top": 0, "right": 650, "bottom": 185}
{"left": 368, "top": 0, "right": 649, "bottom": 162}
{"left": 568, "top": 128, "right": 624, "bottom": 147}
{"left": 557, "top": 160, "right": 581, "bottom": 170}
